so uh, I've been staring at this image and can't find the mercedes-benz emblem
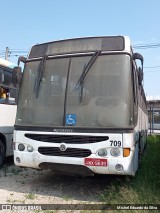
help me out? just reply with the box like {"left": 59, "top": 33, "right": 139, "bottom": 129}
{"left": 59, "top": 143, "right": 67, "bottom": 152}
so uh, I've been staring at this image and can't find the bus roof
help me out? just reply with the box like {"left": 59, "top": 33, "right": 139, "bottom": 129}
{"left": 0, "top": 58, "right": 17, "bottom": 69}
{"left": 29, "top": 36, "right": 131, "bottom": 59}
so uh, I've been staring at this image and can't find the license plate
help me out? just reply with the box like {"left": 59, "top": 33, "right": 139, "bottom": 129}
{"left": 84, "top": 158, "right": 107, "bottom": 167}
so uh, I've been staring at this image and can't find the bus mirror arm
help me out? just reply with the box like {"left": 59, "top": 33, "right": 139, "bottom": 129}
{"left": 132, "top": 53, "right": 144, "bottom": 71}
{"left": 138, "top": 67, "right": 143, "bottom": 85}
{"left": 12, "top": 66, "right": 22, "bottom": 86}
{"left": 133, "top": 53, "right": 144, "bottom": 85}
{"left": 18, "top": 56, "right": 27, "bottom": 66}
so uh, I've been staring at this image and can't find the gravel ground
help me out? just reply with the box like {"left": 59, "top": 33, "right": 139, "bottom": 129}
{"left": 0, "top": 157, "right": 115, "bottom": 213}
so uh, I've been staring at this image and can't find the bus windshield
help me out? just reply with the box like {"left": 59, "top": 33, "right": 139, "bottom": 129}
{"left": 16, "top": 54, "right": 134, "bottom": 128}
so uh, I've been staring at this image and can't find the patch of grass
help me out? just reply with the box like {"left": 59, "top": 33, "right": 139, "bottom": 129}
{"left": 63, "top": 194, "right": 72, "bottom": 201}
{"left": 25, "top": 193, "right": 36, "bottom": 200}
{"left": 99, "top": 135, "right": 160, "bottom": 205}
{"left": 10, "top": 167, "right": 22, "bottom": 175}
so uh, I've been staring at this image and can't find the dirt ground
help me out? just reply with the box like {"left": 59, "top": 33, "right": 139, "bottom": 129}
{"left": 0, "top": 157, "right": 115, "bottom": 213}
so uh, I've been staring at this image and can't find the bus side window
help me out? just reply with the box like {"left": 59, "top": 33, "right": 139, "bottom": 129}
{"left": 0, "top": 67, "right": 3, "bottom": 83}
{"left": 0, "top": 87, "right": 7, "bottom": 103}
{"left": 0, "top": 87, "right": 6, "bottom": 98}
{"left": 8, "top": 88, "right": 17, "bottom": 104}
{"left": 0, "top": 88, "right": 16, "bottom": 105}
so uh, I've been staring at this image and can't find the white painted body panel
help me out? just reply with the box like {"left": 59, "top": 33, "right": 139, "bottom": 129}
{"left": 14, "top": 131, "right": 137, "bottom": 175}
{"left": 0, "top": 104, "right": 17, "bottom": 127}
{"left": 0, "top": 104, "right": 17, "bottom": 156}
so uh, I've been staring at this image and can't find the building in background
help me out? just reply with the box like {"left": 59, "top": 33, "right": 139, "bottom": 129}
{"left": 147, "top": 96, "right": 160, "bottom": 134}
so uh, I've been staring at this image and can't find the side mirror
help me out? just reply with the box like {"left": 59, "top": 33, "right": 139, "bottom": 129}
{"left": 132, "top": 52, "right": 144, "bottom": 71}
{"left": 12, "top": 66, "right": 22, "bottom": 87}
{"left": 138, "top": 67, "right": 143, "bottom": 85}
{"left": 18, "top": 56, "right": 26, "bottom": 66}
{"left": 133, "top": 52, "right": 144, "bottom": 85}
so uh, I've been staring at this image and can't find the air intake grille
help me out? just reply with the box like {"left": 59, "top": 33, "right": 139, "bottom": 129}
{"left": 25, "top": 134, "right": 109, "bottom": 144}
{"left": 38, "top": 147, "right": 91, "bottom": 158}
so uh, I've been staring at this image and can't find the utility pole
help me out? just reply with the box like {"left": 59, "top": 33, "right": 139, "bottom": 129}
{"left": 5, "top": 47, "right": 9, "bottom": 60}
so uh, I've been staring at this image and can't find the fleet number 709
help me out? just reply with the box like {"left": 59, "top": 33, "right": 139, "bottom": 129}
{"left": 110, "top": 140, "right": 122, "bottom": 147}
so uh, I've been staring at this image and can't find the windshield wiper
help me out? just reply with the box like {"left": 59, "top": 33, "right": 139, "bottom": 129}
{"left": 33, "top": 55, "right": 47, "bottom": 98}
{"left": 75, "top": 50, "right": 101, "bottom": 102}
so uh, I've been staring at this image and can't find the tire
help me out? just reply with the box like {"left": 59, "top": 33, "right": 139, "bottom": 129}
{"left": 0, "top": 140, "right": 5, "bottom": 168}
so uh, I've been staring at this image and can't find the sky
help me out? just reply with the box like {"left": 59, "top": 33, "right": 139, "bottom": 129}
{"left": 0, "top": 0, "right": 160, "bottom": 97}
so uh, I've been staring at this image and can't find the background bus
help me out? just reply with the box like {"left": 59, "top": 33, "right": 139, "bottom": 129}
{"left": 14, "top": 36, "right": 148, "bottom": 176}
{"left": 0, "top": 58, "right": 21, "bottom": 167}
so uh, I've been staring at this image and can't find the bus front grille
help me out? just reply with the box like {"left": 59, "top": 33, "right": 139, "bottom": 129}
{"left": 25, "top": 134, "right": 109, "bottom": 144}
{"left": 38, "top": 147, "right": 91, "bottom": 158}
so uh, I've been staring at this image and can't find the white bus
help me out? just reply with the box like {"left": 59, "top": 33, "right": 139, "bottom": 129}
{"left": 0, "top": 58, "right": 21, "bottom": 167}
{"left": 14, "top": 36, "right": 148, "bottom": 176}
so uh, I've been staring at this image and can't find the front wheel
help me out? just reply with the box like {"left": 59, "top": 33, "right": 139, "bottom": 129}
{"left": 0, "top": 140, "right": 5, "bottom": 168}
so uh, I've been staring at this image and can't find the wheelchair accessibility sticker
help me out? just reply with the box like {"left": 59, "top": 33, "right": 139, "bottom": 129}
{"left": 66, "top": 114, "right": 76, "bottom": 125}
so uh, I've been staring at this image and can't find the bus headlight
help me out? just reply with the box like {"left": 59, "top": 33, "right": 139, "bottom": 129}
{"left": 110, "top": 148, "right": 120, "bottom": 157}
{"left": 97, "top": 148, "right": 107, "bottom": 157}
{"left": 27, "top": 145, "right": 33, "bottom": 152}
{"left": 18, "top": 143, "right": 25, "bottom": 151}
